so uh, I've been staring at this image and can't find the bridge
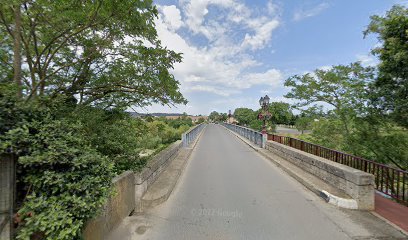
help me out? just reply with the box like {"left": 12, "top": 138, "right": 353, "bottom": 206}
{"left": 101, "top": 124, "right": 407, "bottom": 240}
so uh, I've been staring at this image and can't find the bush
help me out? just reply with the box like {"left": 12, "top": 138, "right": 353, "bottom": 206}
{"left": 67, "top": 107, "right": 147, "bottom": 173}
{"left": 0, "top": 86, "right": 189, "bottom": 239}
{"left": 1, "top": 117, "right": 114, "bottom": 240}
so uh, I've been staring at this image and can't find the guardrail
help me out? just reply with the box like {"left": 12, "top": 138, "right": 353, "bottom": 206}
{"left": 268, "top": 134, "right": 408, "bottom": 206}
{"left": 221, "top": 123, "right": 264, "bottom": 148}
{"left": 182, "top": 123, "right": 206, "bottom": 147}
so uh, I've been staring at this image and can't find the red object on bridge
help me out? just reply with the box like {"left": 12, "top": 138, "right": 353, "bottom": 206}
{"left": 375, "top": 193, "right": 408, "bottom": 233}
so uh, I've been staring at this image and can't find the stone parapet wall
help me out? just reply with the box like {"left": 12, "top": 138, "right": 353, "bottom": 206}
{"left": 83, "top": 141, "right": 183, "bottom": 240}
{"left": 134, "top": 141, "right": 182, "bottom": 210}
{"left": 265, "top": 141, "right": 375, "bottom": 210}
{"left": 83, "top": 171, "right": 135, "bottom": 240}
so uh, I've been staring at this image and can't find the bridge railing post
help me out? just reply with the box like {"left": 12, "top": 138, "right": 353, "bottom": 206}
{"left": 262, "top": 133, "right": 267, "bottom": 148}
{"left": 182, "top": 123, "right": 205, "bottom": 148}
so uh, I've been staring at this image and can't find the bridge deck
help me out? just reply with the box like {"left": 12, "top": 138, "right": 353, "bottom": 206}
{"left": 109, "top": 124, "right": 407, "bottom": 240}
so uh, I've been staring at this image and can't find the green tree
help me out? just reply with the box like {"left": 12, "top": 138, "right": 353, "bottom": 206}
{"left": 196, "top": 117, "right": 206, "bottom": 124}
{"left": 0, "top": 0, "right": 186, "bottom": 108}
{"left": 348, "top": 116, "right": 408, "bottom": 170}
{"left": 249, "top": 119, "right": 263, "bottom": 131}
{"left": 268, "top": 102, "right": 294, "bottom": 125}
{"left": 365, "top": 5, "right": 408, "bottom": 128}
{"left": 0, "top": 100, "right": 115, "bottom": 239}
{"left": 208, "top": 111, "right": 220, "bottom": 122}
{"left": 295, "top": 117, "right": 312, "bottom": 134}
{"left": 219, "top": 113, "right": 228, "bottom": 122}
{"left": 234, "top": 108, "right": 255, "bottom": 126}
{"left": 285, "top": 62, "right": 375, "bottom": 135}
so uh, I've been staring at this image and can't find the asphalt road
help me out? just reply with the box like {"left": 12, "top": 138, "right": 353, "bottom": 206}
{"left": 134, "top": 124, "right": 353, "bottom": 240}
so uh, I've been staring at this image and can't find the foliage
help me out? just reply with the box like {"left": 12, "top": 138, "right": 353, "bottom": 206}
{"left": 67, "top": 107, "right": 148, "bottom": 173}
{"left": 234, "top": 108, "right": 255, "bottom": 125}
{"left": 347, "top": 117, "right": 408, "bottom": 170}
{"left": 0, "top": 103, "right": 114, "bottom": 239}
{"left": 0, "top": 0, "right": 186, "bottom": 108}
{"left": 196, "top": 117, "right": 206, "bottom": 124}
{"left": 164, "top": 115, "right": 193, "bottom": 129}
{"left": 285, "top": 59, "right": 407, "bottom": 171}
{"left": 268, "top": 102, "right": 295, "bottom": 125}
{"left": 249, "top": 119, "right": 263, "bottom": 131}
{"left": 295, "top": 117, "right": 312, "bottom": 134}
{"left": 306, "top": 118, "right": 346, "bottom": 150}
{"left": 285, "top": 62, "right": 375, "bottom": 134}
{"left": 0, "top": 0, "right": 191, "bottom": 238}
{"left": 208, "top": 111, "right": 220, "bottom": 122}
{"left": 365, "top": 5, "right": 408, "bottom": 128}
{"left": 0, "top": 85, "right": 191, "bottom": 239}
{"left": 208, "top": 111, "right": 228, "bottom": 122}
{"left": 219, "top": 113, "right": 228, "bottom": 122}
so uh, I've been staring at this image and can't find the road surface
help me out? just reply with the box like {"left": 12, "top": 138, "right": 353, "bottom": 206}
{"left": 133, "top": 124, "right": 353, "bottom": 240}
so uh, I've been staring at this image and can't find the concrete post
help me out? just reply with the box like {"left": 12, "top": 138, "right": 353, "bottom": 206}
{"left": 182, "top": 133, "right": 186, "bottom": 147}
{"left": 262, "top": 133, "right": 267, "bottom": 148}
{"left": 0, "top": 154, "right": 15, "bottom": 240}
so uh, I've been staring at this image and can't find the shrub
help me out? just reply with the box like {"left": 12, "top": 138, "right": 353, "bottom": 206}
{"left": 1, "top": 117, "right": 114, "bottom": 240}
{"left": 68, "top": 107, "right": 147, "bottom": 173}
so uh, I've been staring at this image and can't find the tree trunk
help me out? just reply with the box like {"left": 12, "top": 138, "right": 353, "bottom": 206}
{"left": 13, "top": 4, "right": 22, "bottom": 97}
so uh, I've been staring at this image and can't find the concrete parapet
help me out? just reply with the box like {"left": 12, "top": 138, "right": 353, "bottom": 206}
{"left": 83, "top": 171, "right": 135, "bottom": 240}
{"left": 134, "top": 141, "right": 182, "bottom": 211}
{"left": 265, "top": 141, "right": 375, "bottom": 210}
{"left": 83, "top": 141, "right": 182, "bottom": 239}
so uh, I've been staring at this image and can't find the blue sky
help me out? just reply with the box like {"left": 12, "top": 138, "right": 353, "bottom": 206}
{"left": 134, "top": 0, "right": 406, "bottom": 115}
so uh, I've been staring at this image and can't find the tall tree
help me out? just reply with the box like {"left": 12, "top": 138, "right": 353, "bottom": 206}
{"left": 0, "top": 0, "right": 186, "bottom": 108}
{"left": 12, "top": 2, "right": 22, "bottom": 96}
{"left": 208, "top": 111, "right": 220, "bottom": 122}
{"left": 234, "top": 108, "right": 255, "bottom": 125}
{"left": 284, "top": 62, "right": 375, "bottom": 135}
{"left": 268, "top": 102, "right": 294, "bottom": 125}
{"left": 365, "top": 5, "right": 408, "bottom": 128}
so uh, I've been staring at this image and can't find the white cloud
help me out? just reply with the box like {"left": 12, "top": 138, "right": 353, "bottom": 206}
{"left": 161, "top": 5, "right": 183, "bottom": 31}
{"left": 241, "top": 19, "right": 279, "bottom": 50}
{"left": 244, "top": 69, "right": 282, "bottom": 88}
{"left": 187, "top": 85, "right": 239, "bottom": 96}
{"left": 134, "top": 1, "right": 283, "bottom": 114}
{"left": 293, "top": 2, "right": 329, "bottom": 21}
{"left": 318, "top": 65, "right": 332, "bottom": 71}
{"left": 155, "top": 1, "right": 283, "bottom": 94}
{"left": 356, "top": 54, "right": 378, "bottom": 67}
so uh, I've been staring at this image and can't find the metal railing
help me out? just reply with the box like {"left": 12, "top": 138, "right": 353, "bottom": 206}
{"left": 182, "top": 123, "right": 206, "bottom": 147}
{"left": 222, "top": 123, "right": 264, "bottom": 148}
{"left": 268, "top": 134, "right": 408, "bottom": 206}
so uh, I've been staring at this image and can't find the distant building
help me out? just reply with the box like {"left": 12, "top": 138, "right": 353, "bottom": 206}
{"left": 227, "top": 116, "right": 238, "bottom": 124}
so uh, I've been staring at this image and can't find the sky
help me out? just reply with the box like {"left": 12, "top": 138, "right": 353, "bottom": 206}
{"left": 133, "top": 0, "right": 407, "bottom": 116}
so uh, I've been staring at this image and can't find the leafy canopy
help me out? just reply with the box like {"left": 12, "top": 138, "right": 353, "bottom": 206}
{"left": 233, "top": 108, "right": 255, "bottom": 125}
{"left": 365, "top": 5, "right": 408, "bottom": 128}
{"left": 285, "top": 62, "right": 375, "bottom": 134}
{"left": 0, "top": 0, "right": 186, "bottom": 108}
